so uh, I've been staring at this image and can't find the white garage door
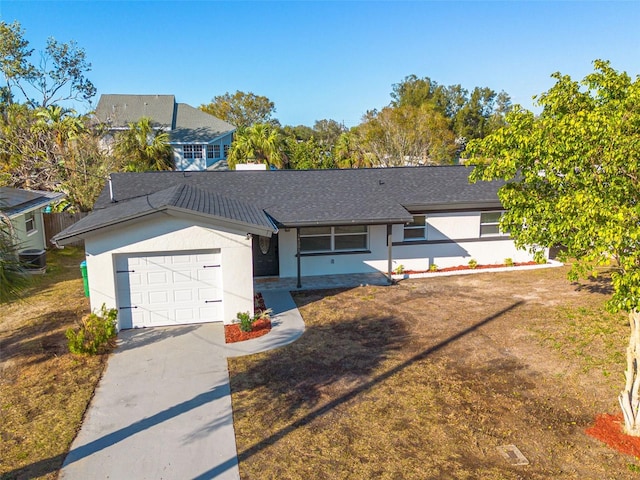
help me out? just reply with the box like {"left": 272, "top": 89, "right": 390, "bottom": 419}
{"left": 115, "top": 251, "right": 223, "bottom": 328}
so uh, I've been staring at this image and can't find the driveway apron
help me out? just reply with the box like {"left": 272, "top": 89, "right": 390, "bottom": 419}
{"left": 60, "top": 290, "right": 305, "bottom": 480}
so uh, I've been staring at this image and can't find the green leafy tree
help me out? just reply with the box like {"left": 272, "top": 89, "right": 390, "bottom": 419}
{"left": 200, "top": 91, "right": 276, "bottom": 128}
{"left": 0, "top": 20, "right": 95, "bottom": 108}
{"left": 228, "top": 123, "right": 288, "bottom": 169}
{"left": 333, "top": 131, "right": 372, "bottom": 169}
{"left": 466, "top": 60, "right": 640, "bottom": 436}
{"left": 285, "top": 136, "right": 333, "bottom": 170}
{"left": 113, "top": 117, "right": 173, "bottom": 172}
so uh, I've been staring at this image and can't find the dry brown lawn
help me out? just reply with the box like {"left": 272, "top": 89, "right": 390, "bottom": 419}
{"left": 0, "top": 247, "right": 108, "bottom": 480}
{"left": 229, "top": 266, "right": 638, "bottom": 479}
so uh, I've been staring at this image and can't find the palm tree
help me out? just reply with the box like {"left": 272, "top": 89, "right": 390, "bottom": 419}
{"left": 228, "top": 123, "right": 288, "bottom": 169}
{"left": 114, "top": 117, "right": 173, "bottom": 171}
{"left": 0, "top": 209, "right": 29, "bottom": 304}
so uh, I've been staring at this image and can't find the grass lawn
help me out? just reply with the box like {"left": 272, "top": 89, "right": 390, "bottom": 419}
{"left": 229, "top": 266, "right": 639, "bottom": 479}
{"left": 0, "top": 247, "right": 108, "bottom": 480}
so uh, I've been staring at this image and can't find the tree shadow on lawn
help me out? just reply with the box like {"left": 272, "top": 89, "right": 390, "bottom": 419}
{"left": 572, "top": 276, "right": 615, "bottom": 296}
{"left": 231, "top": 312, "right": 408, "bottom": 419}
{"left": 0, "top": 308, "right": 81, "bottom": 367}
{"left": 229, "top": 300, "right": 525, "bottom": 469}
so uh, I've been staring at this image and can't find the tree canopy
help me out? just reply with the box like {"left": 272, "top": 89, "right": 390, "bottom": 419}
{"left": 0, "top": 20, "right": 95, "bottom": 108}
{"left": 466, "top": 60, "right": 640, "bottom": 435}
{"left": 200, "top": 91, "right": 276, "bottom": 128}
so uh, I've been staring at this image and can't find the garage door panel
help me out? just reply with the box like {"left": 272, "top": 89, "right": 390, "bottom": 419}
{"left": 174, "top": 289, "right": 194, "bottom": 302}
{"left": 149, "top": 291, "right": 169, "bottom": 303}
{"left": 116, "top": 251, "right": 223, "bottom": 328}
{"left": 173, "top": 270, "right": 193, "bottom": 283}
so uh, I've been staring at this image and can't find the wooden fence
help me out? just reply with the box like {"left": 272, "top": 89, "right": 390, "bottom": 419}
{"left": 43, "top": 211, "right": 88, "bottom": 247}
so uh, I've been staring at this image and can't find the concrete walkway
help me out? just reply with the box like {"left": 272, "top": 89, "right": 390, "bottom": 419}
{"left": 59, "top": 290, "right": 304, "bottom": 480}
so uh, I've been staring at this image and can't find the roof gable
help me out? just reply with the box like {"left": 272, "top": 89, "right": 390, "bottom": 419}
{"left": 94, "top": 94, "right": 235, "bottom": 143}
{"left": 53, "top": 184, "right": 275, "bottom": 244}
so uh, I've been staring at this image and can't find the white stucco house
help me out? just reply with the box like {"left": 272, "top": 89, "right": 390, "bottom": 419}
{"left": 53, "top": 166, "right": 546, "bottom": 330}
{"left": 94, "top": 94, "right": 236, "bottom": 171}
{"left": 1, "top": 187, "right": 65, "bottom": 252}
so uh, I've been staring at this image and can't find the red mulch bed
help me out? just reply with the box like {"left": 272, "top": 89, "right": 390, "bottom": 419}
{"left": 400, "top": 261, "right": 539, "bottom": 275}
{"left": 586, "top": 413, "right": 640, "bottom": 459}
{"left": 224, "top": 293, "right": 272, "bottom": 343}
{"left": 225, "top": 318, "right": 272, "bottom": 343}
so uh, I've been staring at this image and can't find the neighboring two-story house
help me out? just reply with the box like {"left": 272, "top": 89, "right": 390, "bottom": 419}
{"left": 94, "top": 94, "right": 236, "bottom": 171}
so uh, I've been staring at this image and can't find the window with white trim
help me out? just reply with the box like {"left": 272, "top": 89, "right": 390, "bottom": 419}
{"left": 206, "top": 145, "right": 221, "bottom": 159}
{"left": 480, "top": 211, "right": 507, "bottom": 237}
{"left": 25, "top": 212, "right": 35, "bottom": 233}
{"left": 183, "top": 145, "right": 203, "bottom": 159}
{"left": 404, "top": 215, "right": 426, "bottom": 241}
{"left": 299, "top": 225, "right": 368, "bottom": 253}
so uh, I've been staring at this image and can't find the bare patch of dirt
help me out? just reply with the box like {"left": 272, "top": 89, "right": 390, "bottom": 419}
{"left": 230, "top": 265, "right": 637, "bottom": 479}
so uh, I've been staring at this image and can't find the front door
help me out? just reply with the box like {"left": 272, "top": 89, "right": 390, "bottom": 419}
{"left": 252, "top": 234, "right": 279, "bottom": 277}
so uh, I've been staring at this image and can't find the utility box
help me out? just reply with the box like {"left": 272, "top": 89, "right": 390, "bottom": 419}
{"left": 19, "top": 249, "right": 47, "bottom": 270}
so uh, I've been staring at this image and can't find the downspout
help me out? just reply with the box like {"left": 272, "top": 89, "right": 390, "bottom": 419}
{"left": 296, "top": 228, "right": 302, "bottom": 289}
{"left": 387, "top": 224, "right": 393, "bottom": 284}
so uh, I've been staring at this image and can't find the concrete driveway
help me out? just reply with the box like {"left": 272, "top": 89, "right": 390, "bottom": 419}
{"left": 60, "top": 290, "right": 304, "bottom": 480}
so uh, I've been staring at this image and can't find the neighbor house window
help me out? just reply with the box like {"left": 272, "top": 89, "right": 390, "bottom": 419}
{"left": 404, "top": 215, "right": 426, "bottom": 241}
{"left": 206, "top": 145, "right": 221, "bottom": 159}
{"left": 480, "top": 211, "right": 507, "bottom": 237}
{"left": 223, "top": 144, "right": 229, "bottom": 157}
{"left": 183, "top": 145, "right": 203, "bottom": 159}
{"left": 299, "top": 225, "right": 368, "bottom": 253}
{"left": 25, "top": 212, "right": 35, "bottom": 233}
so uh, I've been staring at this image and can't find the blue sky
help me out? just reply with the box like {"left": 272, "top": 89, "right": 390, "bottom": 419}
{"left": 1, "top": 1, "right": 639, "bottom": 127}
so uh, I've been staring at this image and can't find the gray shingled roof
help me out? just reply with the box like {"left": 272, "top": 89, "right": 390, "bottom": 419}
{"left": 94, "top": 94, "right": 235, "bottom": 143}
{"left": 0, "top": 187, "right": 65, "bottom": 217}
{"left": 53, "top": 184, "right": 276, "bottom": 244}
{"left": 95, "top": 94, "right": 176, "bottom": 129}
{"left": 53, "top": 166, "right": 504, "bottom": 245}
{"left": 171, "top": 104, "right": 237, "bottom": 143}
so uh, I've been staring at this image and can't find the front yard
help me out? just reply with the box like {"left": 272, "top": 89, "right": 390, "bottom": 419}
{"left": 1, "top": 253, "right": 638, "bottom": 479}
{"left": 229, "top": 266, "right": 637, "bottom": 479}
{"left": 0, "top": 248, "right": 107, "bottom": 480}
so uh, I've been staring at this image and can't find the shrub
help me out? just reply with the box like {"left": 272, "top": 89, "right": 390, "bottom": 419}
{"left": 468, "top": 259, "right": 478, "bottom": 269}
{"left": 504, "top": 257, "right": 514, "bottom": 267}
{"left": 393, "top": 264, "right": 405, "bottom": 274}
{"left": 236, "top": 311, "right": 253, "bottom": 332}
{"left": 254, "top": 308, "right": 273, "bottom": 321}
{"left": 429, "top": 264, "right": 438, "bottom": 272}
{"left": 66, "top": 304, "right": 117, "bottom": 355}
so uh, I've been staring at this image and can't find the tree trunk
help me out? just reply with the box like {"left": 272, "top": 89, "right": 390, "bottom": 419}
{"left": 619, "top": 310, "right": 640, "bottom": 436}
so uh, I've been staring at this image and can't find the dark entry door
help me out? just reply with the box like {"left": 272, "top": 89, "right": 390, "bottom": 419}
{"left": 252, "top": 234, "right": 279, "bottom": 277}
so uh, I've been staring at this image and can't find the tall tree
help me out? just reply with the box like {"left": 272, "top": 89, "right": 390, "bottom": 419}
{"left": 355, "top": 104, "right": 457, "bottom": 166}
{"left": 228, "top": 123, "right": 287, "bottom": 169}
{"left": 113, "top": 117, "right": 173, "bottom": 172}
{"left": 200, "top": 91, "right": 276, "bottom": 128}
{"left": 0, "top": 20, "right": 95, "bottom": 108}
{"left": 466, "top": 60, "right": 640, "bottom": 436}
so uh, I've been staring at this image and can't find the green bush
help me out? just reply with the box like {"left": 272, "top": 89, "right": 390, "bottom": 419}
{"left": 429, "top": 264, "right": 438, "bottom": 272}
{"left": 504, "top": 257, "right": 514, "bottom": 267}
{"left": 66, "top": 304, "right": 117, "bottom": 355}
{"left": 393, "top": 264, "right": 405, "bottom": 274}
{"left": 468, "top": 259, "right": 478, "bottom": 269}
{"left": 236, "top": 311, "right": 253, "bottom": 332}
